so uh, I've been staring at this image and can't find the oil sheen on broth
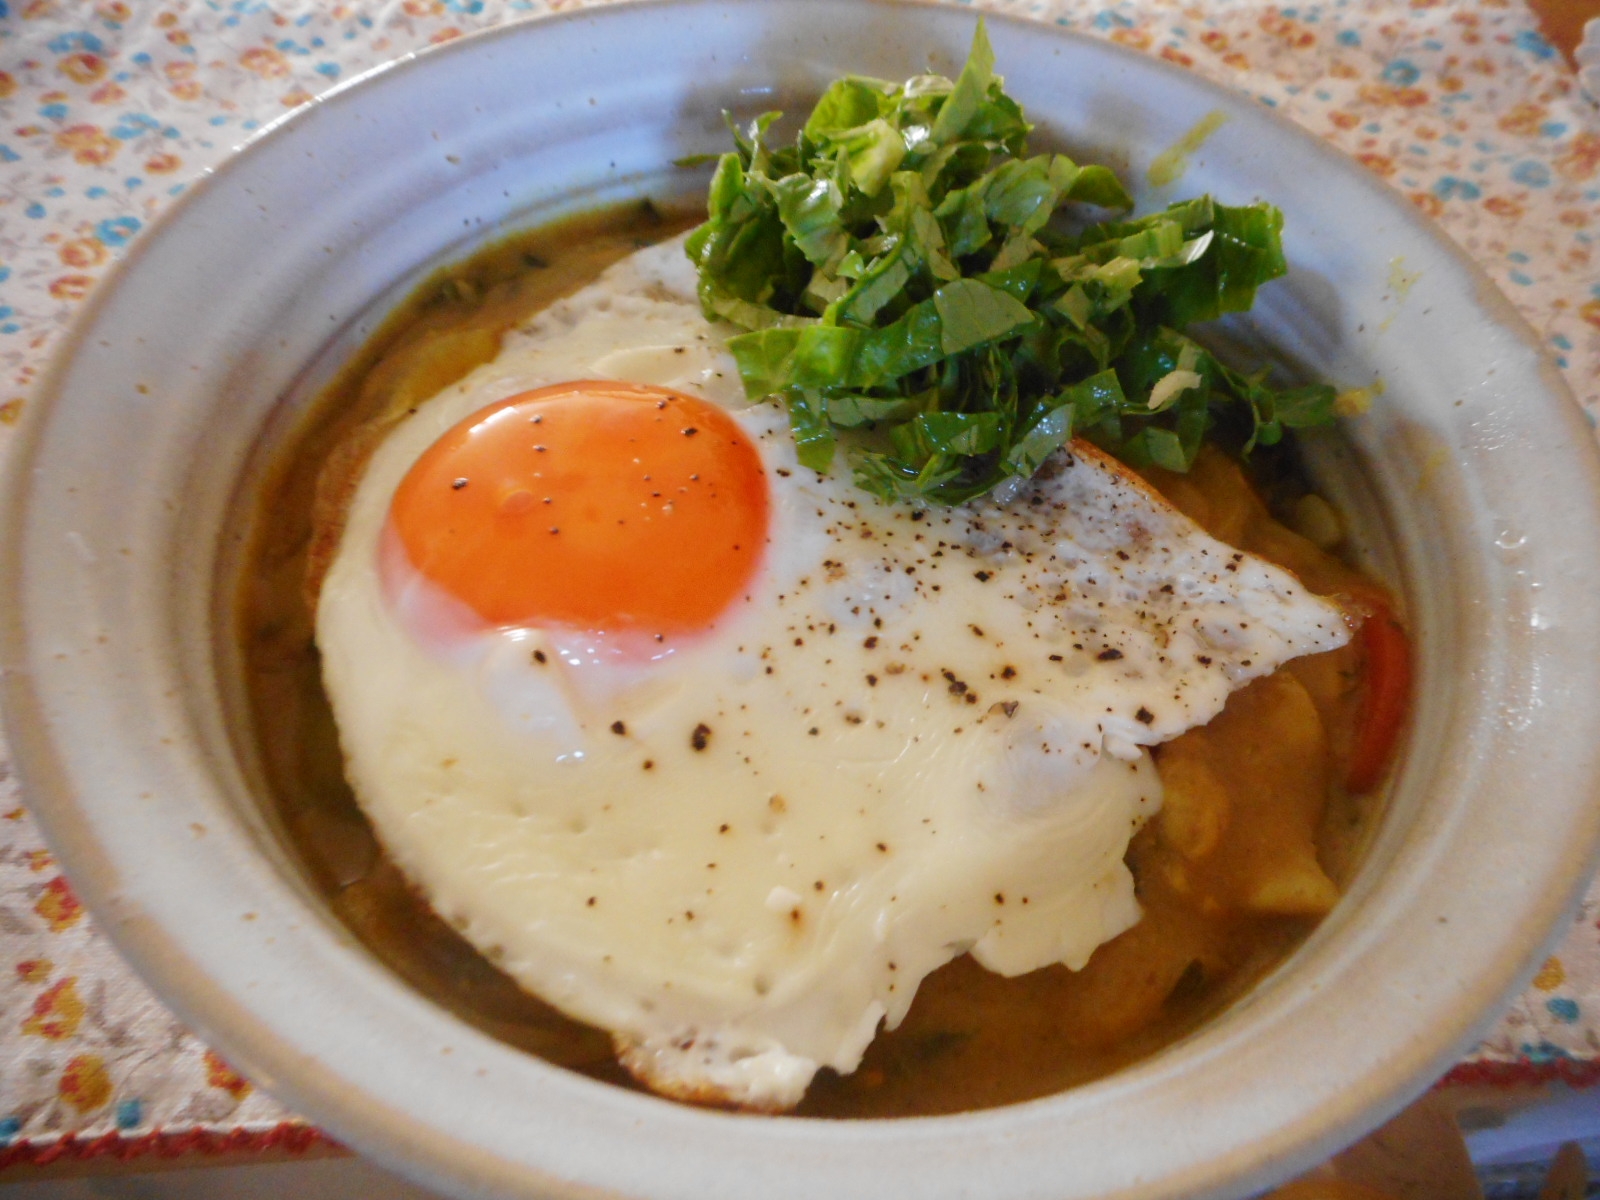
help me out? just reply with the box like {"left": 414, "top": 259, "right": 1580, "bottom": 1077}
{"left": 239, "top": 199, "right": 1393, "bottom": 1118}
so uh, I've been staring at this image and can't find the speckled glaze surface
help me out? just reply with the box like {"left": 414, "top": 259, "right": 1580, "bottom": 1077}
{"left": 4, "top": 2, "right": 1600, "bottom": 1197}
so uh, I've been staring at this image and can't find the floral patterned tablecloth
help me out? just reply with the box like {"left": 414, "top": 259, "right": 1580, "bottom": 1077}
{"left": 0, "top": 0, "right": 1597, "bottom": 1168}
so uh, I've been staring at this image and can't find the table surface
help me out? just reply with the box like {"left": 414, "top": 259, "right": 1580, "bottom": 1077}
{"left": 1527, "top": 0, "right": 1600, "bottom": 63}
{"left": 0, "top": 0, "right": 1598, "bottom": 1187}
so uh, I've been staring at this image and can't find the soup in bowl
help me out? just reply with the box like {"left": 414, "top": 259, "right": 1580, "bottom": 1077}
{"left": 5, "top": 3, "right": 1600, "bottom": 1197}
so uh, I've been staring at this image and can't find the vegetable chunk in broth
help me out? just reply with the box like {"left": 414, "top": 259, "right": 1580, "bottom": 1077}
{"left": 239, "top": 199, "right": 1401, "bottom": 1117}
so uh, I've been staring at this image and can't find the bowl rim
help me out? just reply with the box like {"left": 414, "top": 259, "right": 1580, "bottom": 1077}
{"left": 5, "top": 2, "right": 1600, "bottom": 1198}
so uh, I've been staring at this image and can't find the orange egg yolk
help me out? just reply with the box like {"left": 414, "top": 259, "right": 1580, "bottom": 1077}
{"left": 388, "top": 381, "right": 770, "bottom": 638}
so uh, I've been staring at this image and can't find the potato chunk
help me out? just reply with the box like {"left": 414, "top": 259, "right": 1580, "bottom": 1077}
{"left": 1159, "top": 671, "right": 1339, "bottom": 918}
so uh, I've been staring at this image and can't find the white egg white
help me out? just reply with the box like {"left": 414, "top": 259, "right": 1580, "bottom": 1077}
{"left": 316, "top": 236, "right": 1351, "bottom": 1110}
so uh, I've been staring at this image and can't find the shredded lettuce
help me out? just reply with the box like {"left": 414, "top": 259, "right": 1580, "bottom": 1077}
{"left": 684, "top": 20, "right": 1337, "bottom": 504}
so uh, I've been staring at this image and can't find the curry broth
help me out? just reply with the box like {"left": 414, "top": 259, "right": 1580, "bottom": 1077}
{"left": 240, "top": 202, "right": 1393, "bottom": 1117}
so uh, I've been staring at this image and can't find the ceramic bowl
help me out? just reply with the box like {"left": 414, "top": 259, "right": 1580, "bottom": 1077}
{"left": 6, "top": 2, "right": 1600, "bottom": 1197}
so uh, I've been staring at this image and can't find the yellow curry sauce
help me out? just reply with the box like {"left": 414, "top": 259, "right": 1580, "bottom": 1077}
{"left": 239, "top": 200, "right": 1395, "bottom": 1117}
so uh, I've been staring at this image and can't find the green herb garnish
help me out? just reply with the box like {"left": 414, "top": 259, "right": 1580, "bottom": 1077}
{"left": 684, "top": 21, "right": 1337, "bottom": 504}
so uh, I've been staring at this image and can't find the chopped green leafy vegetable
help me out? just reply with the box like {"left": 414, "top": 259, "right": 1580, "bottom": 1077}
{"left": 684, "top": 20, "right": 1338, "bottom": 504}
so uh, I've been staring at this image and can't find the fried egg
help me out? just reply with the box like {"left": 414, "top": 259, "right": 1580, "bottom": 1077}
{"left": 316, "top": 235, "right": 1351, "bottom": 1111}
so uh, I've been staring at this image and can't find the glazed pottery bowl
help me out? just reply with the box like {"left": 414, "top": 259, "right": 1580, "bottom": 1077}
{"left": 5, "top": 2, "right": 1600, "bottom": 1197}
